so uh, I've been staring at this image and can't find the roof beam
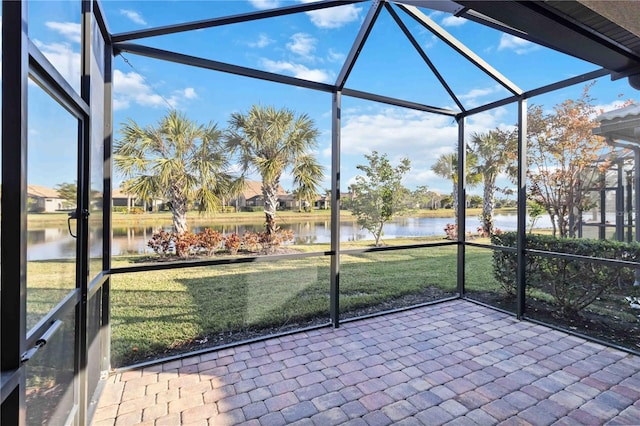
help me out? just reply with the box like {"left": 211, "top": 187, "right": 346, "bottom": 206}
{"left": 385, "top": 2, "right": 464, "bottom": 112}
{"left": 455, "top": 0, "right": 640, "bottom": 75}
{"left": 335, "top": 0, "right": 385, "bottom": 90}
{"left": 397, "top": 3, "right": 523, "bottom": 96}
{"left": 342, "top": 87, "right": 458, "bottom": 116}
{"left": 112, "top": 0, "right": 367, "bottom": 43}
{"left": 113, "top": 42, "right": 336, "bottom": 93}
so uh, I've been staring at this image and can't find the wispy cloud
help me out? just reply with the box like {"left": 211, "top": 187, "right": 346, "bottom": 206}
{"left": 120, "top": 9, "right": 147, "bottom": 26}
{"left": 327, "top": 48, "right": 345, "bottom": 63}
{"left": 249, "top": 0, "right": 280, "bottom": 10}
{"left": 260, "top": 59, "right": 331, "bottom": 83}
{"left": 183, "top": 87, "right": 197, "bottom": 100}
{"left": 334, "top": 105, "right": 511, "bottom": 191}
{"left": 441, "top": 15, "right": 466, "bottom": 27}
{"left": 287, "top": 33, "right": 317, "bottom": 60}
{"left": 33, "top": 40, "right": 81, "bottom": 92}
{"left": 45, "top": 22, "right": 81, "bottom": 43}
{"left": 498, "top": 34, "right": 539, "bottom": 55}
{"left": 300, "top": 1, "right": 362, "bottom": 29}
{"left": 113, "top": 70, "right": 197, "bottom": 111}
{"left": 249, "top": 34, "right": 274, "bottom": 48}
{"left": 458, "top": 85, "right": 503, "bottom": 105}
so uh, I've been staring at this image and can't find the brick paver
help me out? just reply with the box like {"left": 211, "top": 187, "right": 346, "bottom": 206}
{"left": 93, "top": 300, "right": 640, "bottom": 425}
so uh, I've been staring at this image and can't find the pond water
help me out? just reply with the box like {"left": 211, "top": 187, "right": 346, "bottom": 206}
{"left": 27, "top": 213, "right": 551, "bottom": 260}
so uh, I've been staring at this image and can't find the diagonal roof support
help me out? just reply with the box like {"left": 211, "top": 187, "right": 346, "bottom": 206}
{"left": 397, "top": 3, "right": 523, "bottom": 96}
{"left": 112, "top": 0, "right": 368, "bottom": 43}
{"left": 342, "top": 87, "right": 458, "bottom": 116}
{"left": 114, "top": 42, "right": 335, "bottom": 93}
{"left": 335, "top": 0, "right": 386, "bottom": 90}
{"left": 384, "top": 2, "right": 464, "bottom": 112}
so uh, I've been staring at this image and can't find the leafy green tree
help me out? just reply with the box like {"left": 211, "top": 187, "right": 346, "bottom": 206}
{"left": 349, "top": 151, "right": 411, "bottom": 247}
{"left": 527, "top": 199, "right": 546, "bottom": 233}
{"left": 468, "top": 195, "right": 483, "bottom": 208}
{"left": 55, "top": 181, "right": 77, "bottom": 209}
{"left": 226, "top": 105, "right": 323, "bottom": 236}
{"left": 114, "top": 110, "right": 242, "bottom": 234}
{"left": 410, "top": 185, "right": 431, "bottom": 209}
{"left": 470, "top": 128, "right": 518, "bottom": 235}
{"left": 431, "top": 149, "right": 481, "bottom": 220}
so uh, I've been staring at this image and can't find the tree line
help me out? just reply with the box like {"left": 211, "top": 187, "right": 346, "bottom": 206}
{"left": 432, "top": 84, "right": 618, "bottom": 239}
{"left": 115, "top": 105, "right": 324, "bottom": 239}
{"left": 112, "top": 83, "right": 616, "bottom": 243}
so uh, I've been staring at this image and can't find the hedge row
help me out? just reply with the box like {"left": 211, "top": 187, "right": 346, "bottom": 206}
{"left": 490, "top": 232, "right": 640, "bottom": 316}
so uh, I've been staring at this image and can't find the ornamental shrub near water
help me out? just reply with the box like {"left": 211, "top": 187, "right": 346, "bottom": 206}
{"left": 491, "top": 232, "right": 640, "bottom": 316}
{"left": 147, "top": 228, "right": 294, "bottom": 258}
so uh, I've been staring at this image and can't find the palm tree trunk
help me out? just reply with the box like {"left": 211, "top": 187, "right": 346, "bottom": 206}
{"left": 452, "top": 184, "right": 459, "bottom": 223}
{"left": 170, "top": 190, "right": 188, "bottom": 234}
{"left": 263, "top": 180, "right": 279, "bottom": 236}
{"left": 482, "top": 177, "right": 496, "bottom": 236}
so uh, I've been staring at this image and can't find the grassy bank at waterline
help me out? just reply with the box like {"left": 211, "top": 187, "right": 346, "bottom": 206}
{"left": 27, "top": 207, "right": 514, "bottom": 228}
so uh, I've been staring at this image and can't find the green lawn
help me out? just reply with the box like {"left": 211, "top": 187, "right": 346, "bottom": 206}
{"left": 107, "top": 242, "right": 463, "bottom": 366}
{"left": 24, "top": 242, "right": 490, "bottom": 366}
{"left": 29, "top": 237, "right": 637, "bottom": 368}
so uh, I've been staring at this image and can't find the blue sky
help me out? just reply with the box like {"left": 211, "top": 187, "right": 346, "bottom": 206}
{"left": 21, "top": 0, "right": 636, "bottom": 197}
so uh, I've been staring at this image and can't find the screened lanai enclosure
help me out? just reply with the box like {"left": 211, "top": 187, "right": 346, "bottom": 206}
{"left": 3, "top": 0, "right": 640, "bottom": 424}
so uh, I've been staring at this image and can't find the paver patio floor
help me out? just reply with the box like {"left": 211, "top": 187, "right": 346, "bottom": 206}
{"left": 92, "top": 300, "right": 640, "bottom": 425}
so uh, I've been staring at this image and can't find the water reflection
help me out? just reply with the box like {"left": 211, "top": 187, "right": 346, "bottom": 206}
{"left": 27, "top": 214, "right": 547, "bottom": 260}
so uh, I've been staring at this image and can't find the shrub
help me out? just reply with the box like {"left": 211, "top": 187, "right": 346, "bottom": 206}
{"left": 147, "top": 228, "right": 296, "bottom": 257}
{"left": 224, "top": 233, "right": 241, "bottom": 255}
{"left": 242, "top": 231, "right": 261, "bottom": 252}
{"left": 197, "top": 228, "right": 223, "bottom": 256}
{"left": 491, "top": 232, "right": 640, "bottom": 316}
{"left": 258, "top": 229, "right": 294, "bottom": 253}
{"left": 147, "top": 230, "right": 173, "bottom": 256}
{"left": 174, "top": 232, "right": 198, "bottom": 258}
{"left": 444, "top": 223, "right": 457, "bottom": 240}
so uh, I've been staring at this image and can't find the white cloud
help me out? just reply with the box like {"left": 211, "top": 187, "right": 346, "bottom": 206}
{"left": 33, "top": 40, "right": 81, "bottom": 92}
{"left": 249, "top": 34, "right": 274, "bottom": 48}
{"left": 466, "top": 107, "right": 509, "bottom": 131}
{"left": 327, "top": 48, "right": 345, "bottom": 63}
{"left": 45, "top": 22, "right": 81, "bottom": 43}
{"left": 287, "top": 33, "right": 317, "bottom": 60}
{"left": 335, "top": 105, "right": 512, "bottom": 191}
{"left": 120, "top": 9, "right": 147, "bottom": 26}
{"left": 340, "top": 108, "right": 458, "bottom": 157}
{"left": 260, "top": 59, "right": 332, "bottom": 83}
{"left": 183, "top": 87, "right": 197, "bottom": 99}
{"left": 249, "top": 0, "right": 280, "bottom": 10}
{"left": 441, "top": 15, "right": 466, "bottom": 27}
{"left": 458, "top": 85, "right": 504, "bottom": 107}
{"left": 498, "top": 34, "right": 539, "bottom": 55}
{"left": 302, "top": 3, "right": 362, "bottom": 29}
{"left": 112, "top": 69, "right": 198, "bottom": 111}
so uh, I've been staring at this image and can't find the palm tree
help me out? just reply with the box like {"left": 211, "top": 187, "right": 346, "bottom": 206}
{"left": 431, "top": 149, "right": 480, "bottom": 220}
{"left": 226, "top": 105, "right": 323, "bottom": 236}
{"left": 470, "top": 129, "right": 517, "bottom": 235}
{"left": 114, "top": 110, "right": 242, "bottom": 234}
{"left": 293, "top": 154, "right": 324, "bottom": 211}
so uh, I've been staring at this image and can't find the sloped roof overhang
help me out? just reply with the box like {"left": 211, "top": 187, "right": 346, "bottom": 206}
{"left": 441, "top": 0, "right": 640, "bottom": 88}
{"left": 594, "top": 103, "right": 640, "bottom": 143}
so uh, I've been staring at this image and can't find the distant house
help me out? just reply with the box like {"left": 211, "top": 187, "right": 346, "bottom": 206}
{"left": 112, "top": 189, "right": 164, "bottom": 212}
{"left": 27, "top": 184, "right": 73, "bottom": 213}
{"left": 231, "top": 180, "right": 289, "bottom": 210}
{"left": 314, "top": 194, "right": 330, "bottom": 210}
